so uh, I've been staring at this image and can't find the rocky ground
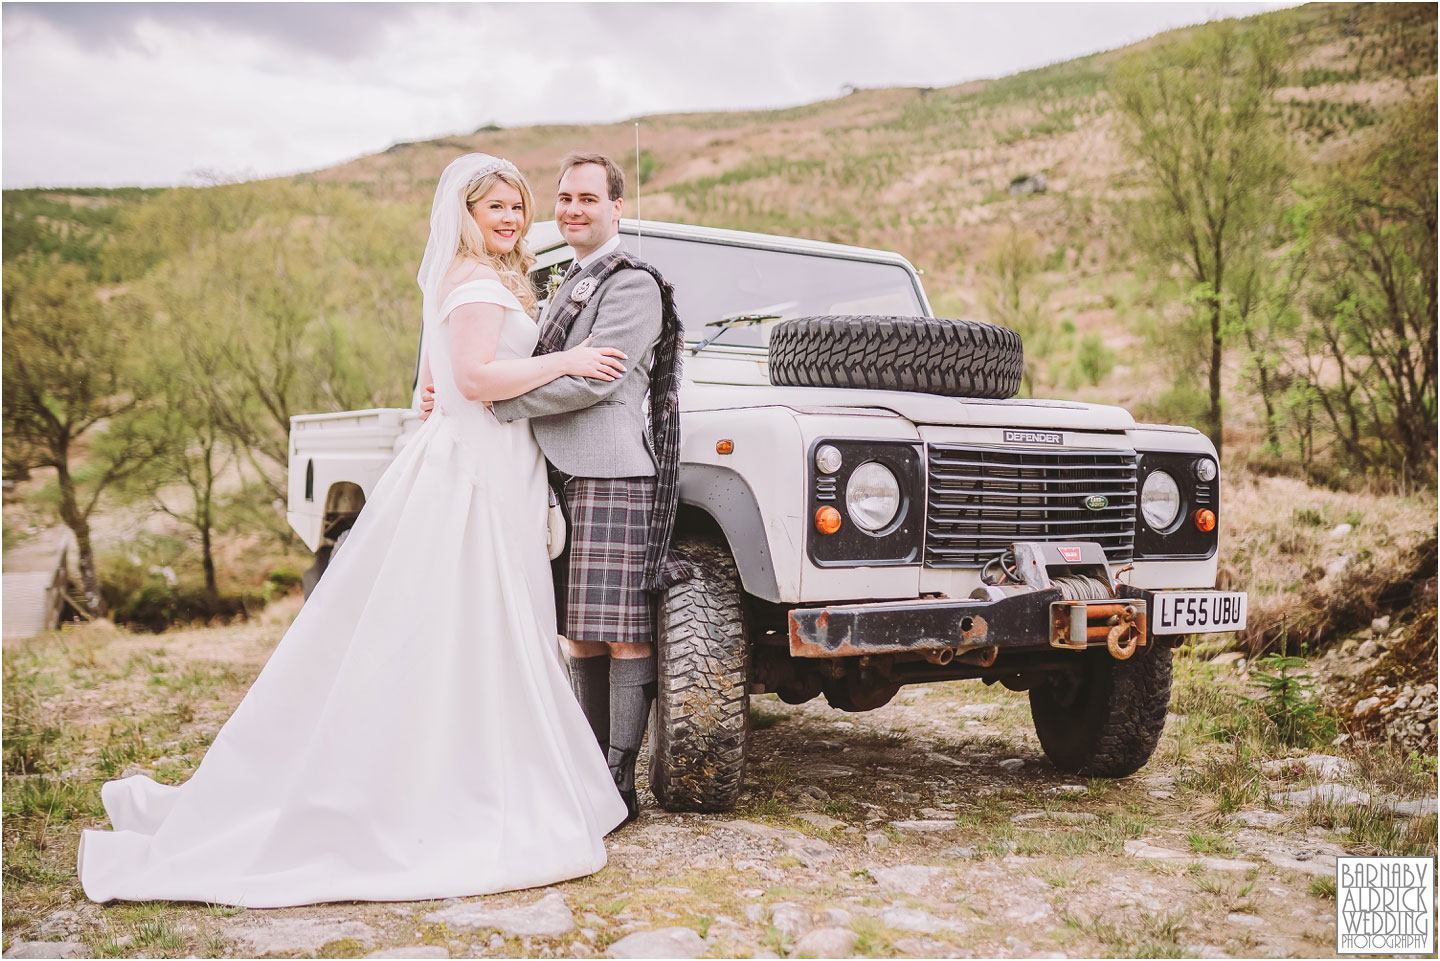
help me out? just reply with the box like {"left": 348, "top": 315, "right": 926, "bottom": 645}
{"left": 3, "top": 604, "right": 1436, "bottom": 960}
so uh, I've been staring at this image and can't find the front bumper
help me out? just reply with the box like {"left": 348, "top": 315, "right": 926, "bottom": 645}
{"left": 787, "top": 586, "right": 1171, "bottom": 658}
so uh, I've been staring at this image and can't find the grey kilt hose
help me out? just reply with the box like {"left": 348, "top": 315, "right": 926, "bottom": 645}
{"left": 551, "top": 473, "right": 656, "bottom": 646}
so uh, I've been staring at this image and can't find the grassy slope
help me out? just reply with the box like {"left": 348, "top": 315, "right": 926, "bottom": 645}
{"left": 3, "top": 1, "right": 1435, "bottom": 627}
{"left": 12, "top": 4, "right": 1435, "bottom": 425}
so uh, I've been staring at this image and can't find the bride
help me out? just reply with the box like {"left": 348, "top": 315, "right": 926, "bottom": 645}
{"left": 77, "top": 154, "right": 631, "bottom": 907}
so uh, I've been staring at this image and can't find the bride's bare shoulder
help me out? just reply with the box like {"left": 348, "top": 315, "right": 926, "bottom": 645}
{"left": 443, "top": 258, "right": 500, "bottom": 290}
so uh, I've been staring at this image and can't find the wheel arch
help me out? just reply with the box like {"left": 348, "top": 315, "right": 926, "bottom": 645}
{"left": 676, "top": 464, "right": 779, "bottom": 602}
{"left": 322, "top": 481, "right": 366, "bottom": 542}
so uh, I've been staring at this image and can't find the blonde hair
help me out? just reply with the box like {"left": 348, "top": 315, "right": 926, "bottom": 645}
{"left": 455, "top": 167, "right": 539, "bottom": 317}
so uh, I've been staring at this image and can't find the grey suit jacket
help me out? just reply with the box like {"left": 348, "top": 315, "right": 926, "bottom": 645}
{"left": 491, "top": 265, "right": 662, "bottom": 478}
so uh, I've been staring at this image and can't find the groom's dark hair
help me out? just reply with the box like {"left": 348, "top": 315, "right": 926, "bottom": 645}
{"left": 558, "top": 152, "right": 625, "bottom": 202}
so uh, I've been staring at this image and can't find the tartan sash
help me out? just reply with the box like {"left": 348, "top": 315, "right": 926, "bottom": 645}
{"left": 533, "top": 251, "right": 692, "bottom": 593}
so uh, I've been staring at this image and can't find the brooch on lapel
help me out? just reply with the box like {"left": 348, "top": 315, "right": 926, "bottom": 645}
{"left": 570, "top": 277, "right": 599, "bottom": 304}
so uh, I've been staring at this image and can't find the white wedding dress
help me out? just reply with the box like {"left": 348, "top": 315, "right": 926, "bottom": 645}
{"left": 78, "top": 279, "right": 628, "bottom": 907}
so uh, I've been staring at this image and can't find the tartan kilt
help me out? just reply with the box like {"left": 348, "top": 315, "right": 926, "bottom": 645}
{"left": 554, "top": 474, "right": 656, "bottom": 646}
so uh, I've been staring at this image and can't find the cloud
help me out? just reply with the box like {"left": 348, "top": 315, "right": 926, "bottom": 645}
{"left": 1, "top": 2, "right": 1300, "bottom": 188}
{"left": 3, "top": 2, "right": 419, "bottom": 60}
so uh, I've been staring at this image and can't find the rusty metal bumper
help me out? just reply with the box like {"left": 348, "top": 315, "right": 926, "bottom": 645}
{"left": 787, "top": 586, "right": 1151, "bottom": 658}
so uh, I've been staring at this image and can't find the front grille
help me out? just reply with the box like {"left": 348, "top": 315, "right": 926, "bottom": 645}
{"left": 924, "top": 444, "right": 1138, "bottom": 567}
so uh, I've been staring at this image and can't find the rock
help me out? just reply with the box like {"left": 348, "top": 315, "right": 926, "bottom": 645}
{"left": 1260, "top": 754, "right": 1356, "bottom": 781}
{"left": 1233, "top": 810, "right": 1288, "bottom": 830}
{"left": 783, "top": 834, "right": 836, "bottom": 867}
{"left": 810, "top": 739, "right": 844, "bottom": 752}
{"left": 606, "top": 927, "right": 707, "bottom": 959}
{"left": 1329, "top": 523, "right": 1353, "bottom": 538}
{"left": 1371, "top": 615, "right": 1391, "bottom": 634}
{"left": 958, "top": 703, "right": 1000, "bottom": 718}
{"left": 488, "top": 934, "right": 503, "bottom": 950}
{"left": 1353, "top": 697, "right": 1382, "bottom": 717}
{"left": 1231, "top": 829, "right": 1345, "bottom": 877}
{"left": 998, "top": 758, "right": 1025, "bottom": 771}
{"left": 119, "top": 765, "right": 153, "bottom": 779}
{"left": 942, "top": 845, "right": 979, "bottom": 859}
{"left": 1379, "top": 796, "right": 1438, "bottom": 817}
{"left": 423, "top": 892, "right": 574, "bottom": 937}
{"left": 792, "top": 927, "right": 859, "bottom": 958}
{"left": 1003, "top": 896, "right": 1052, "bottom": 924}
{"left": 743, "top": 904, "right": 767, "bottom": 924}
{"left": 1227, "top": 913, "right": 1265, "bottom": 928}
{"left": 1357, "top": 640, "right": 1381, "bottom": 659}
{"left": 229, "top": 919, "right": 378, "bottom": 955}
{"left": 1052, "top": 784, "right": 1086, "bottom": 794}
{"left": 1325, "top": 555, "right": 1352, "bottom": 578}
{"left": 818, "top": 908, "right": 852, "bottom": 927}
{"left": 1210, "top": 652, "right": 1246, "bottom": 667}
{"left": 871, "top": 864, "right": 948, "bottom": 895}
{"left": 720, "top": 820, "right": 786, "bottom": 841}
{"left": 892, "top": 938, "right": 954, "bottom": 958}
{"left": 797, "top": 812, "right": 845, "bottom": 832}
{"left": 1011, "top": 811, "right": 1099, "bottom": 825}
{"left": 1123, "top": 840, "right": 1256, "bottom": 872}
{"left": 926, "top": 752, "right": 967, "bottom": 768}
{"left": 768, "top": 903, "right": 811, "bottom": 938}
{"left": 1148, "top": 790, "right": 1176, "bottom": 800}
{"left": 3, "top": 944, "right": 91, "bottom": 959}
{"left": 891, "top": 819, "right": 955, "bottom": 834}
{"left": 878, "top": 907, "right": 965, "bottom": 935}
{"left": 365, "top": 949, "right": 449, "bottom": 959}
{"left": 864, "top": 831, "right": 890, "bottom": 848}
{"left": 896, "top": 791, "right": 922, "bottom": 803}
{"left": 1273, "top": 784, "right": 1371, "bottom": 809}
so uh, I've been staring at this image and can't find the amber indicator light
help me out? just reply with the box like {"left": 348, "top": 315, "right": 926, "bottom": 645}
{"left": 815, "top": 506, "right": 842, "bottom": 534}
{"left": 1194, "top": 509, "right": 1216, "bottom": 532}
{"left": 716, "top": 439, "right": 734, "bottom": 455}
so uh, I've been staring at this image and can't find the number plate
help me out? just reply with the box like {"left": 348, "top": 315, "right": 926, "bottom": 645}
{"left": 1152, "top": 591, "right": 1247, "bottom": 635}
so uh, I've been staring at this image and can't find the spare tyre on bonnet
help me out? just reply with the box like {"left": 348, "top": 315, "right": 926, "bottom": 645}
{"left": 767, "top": 315, "right": 1024, "bottom": 399}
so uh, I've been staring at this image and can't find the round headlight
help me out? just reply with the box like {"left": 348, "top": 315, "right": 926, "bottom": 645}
{"left": 846, "top": 462, "right": 901, "bottom": 532}
{"left": 1141, "top": 470, "right": 1182, "bottom": 530}
{"left": 1195, "top": 458, "right": 1217, "bottom": 482}
{"left": 815, "top": 444, "right": 843, "bottom": 474}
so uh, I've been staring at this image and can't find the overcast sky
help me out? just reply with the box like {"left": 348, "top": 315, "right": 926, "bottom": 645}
{"left": 3, "top": 2, "right": 1297, "bottom": 189}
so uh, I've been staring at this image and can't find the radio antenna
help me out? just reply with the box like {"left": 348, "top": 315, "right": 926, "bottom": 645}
{"left": 634, "top": 122, "right": 643, "bottom": 257}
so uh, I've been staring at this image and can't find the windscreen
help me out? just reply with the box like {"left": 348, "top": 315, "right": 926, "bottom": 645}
{"left": 531, "top": 234, "right": 927, "bottom": 349}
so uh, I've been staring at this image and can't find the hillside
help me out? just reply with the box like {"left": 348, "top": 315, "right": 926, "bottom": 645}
{"left": 9, "top": 3, "right": 1435, "bottom": 434}
{"left": 2, "top": 1, "right": 1434, "bottom": 634}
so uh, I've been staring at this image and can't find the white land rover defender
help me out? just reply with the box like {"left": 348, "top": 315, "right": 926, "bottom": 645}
{"left": 288, "top": 219, "right": 1247, "bottom": 811}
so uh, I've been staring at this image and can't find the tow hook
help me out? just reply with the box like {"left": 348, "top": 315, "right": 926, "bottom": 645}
{"left": 1106, "top": 606, "right": 1141, "bottom": 660}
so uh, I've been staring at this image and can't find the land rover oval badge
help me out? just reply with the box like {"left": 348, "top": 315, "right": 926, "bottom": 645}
{"left": 1084, "top": 494, "right": 1109, "bottom": 511}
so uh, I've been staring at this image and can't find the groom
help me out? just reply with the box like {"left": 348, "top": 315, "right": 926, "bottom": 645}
{"left": 492, "top": 153, "right": 689, "bottom": 825}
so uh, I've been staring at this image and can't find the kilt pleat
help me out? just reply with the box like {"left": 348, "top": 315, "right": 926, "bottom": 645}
{"left": 561, "top": 476, "right": 655, "bottom": 645}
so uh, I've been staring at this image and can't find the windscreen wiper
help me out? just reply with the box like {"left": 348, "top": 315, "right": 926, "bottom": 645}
{"left": 689, "top": 311, "right": 782, "bottom": 355}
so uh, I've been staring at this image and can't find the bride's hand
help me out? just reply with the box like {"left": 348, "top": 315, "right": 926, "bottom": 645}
{"left": 560, "top": 336, "right": 627, "bottom": 381}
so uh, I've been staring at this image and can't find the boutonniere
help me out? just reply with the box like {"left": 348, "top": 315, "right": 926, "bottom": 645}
{"left": 570, "top": 277, "right": 598, "bottom": 304}
{"left": 544, "top": 265, "right": 565, "bottom": 298}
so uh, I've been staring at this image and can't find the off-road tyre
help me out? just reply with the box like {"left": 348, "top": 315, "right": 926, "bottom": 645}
{"left": 768, "top": 315, "right": 1023, "bottom": 399}
{"left": 649, "top": 537, "right": 749, "bottom": 812}
{"left": 1028, "top": 644, "right": 1173, "bottom": 777}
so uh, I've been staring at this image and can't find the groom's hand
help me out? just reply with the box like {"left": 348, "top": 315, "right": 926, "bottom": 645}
{"left": 420, "top": 384, "right": 436, "bottom": 420}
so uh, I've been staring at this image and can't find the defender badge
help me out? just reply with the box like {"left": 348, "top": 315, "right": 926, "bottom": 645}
{"left": 1084, "top": 494, "right": 1109, "bottom": 511}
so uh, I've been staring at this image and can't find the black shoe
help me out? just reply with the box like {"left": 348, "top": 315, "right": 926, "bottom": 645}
{"left": 606, "top": 746, "right": 641, "bottom": 831}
